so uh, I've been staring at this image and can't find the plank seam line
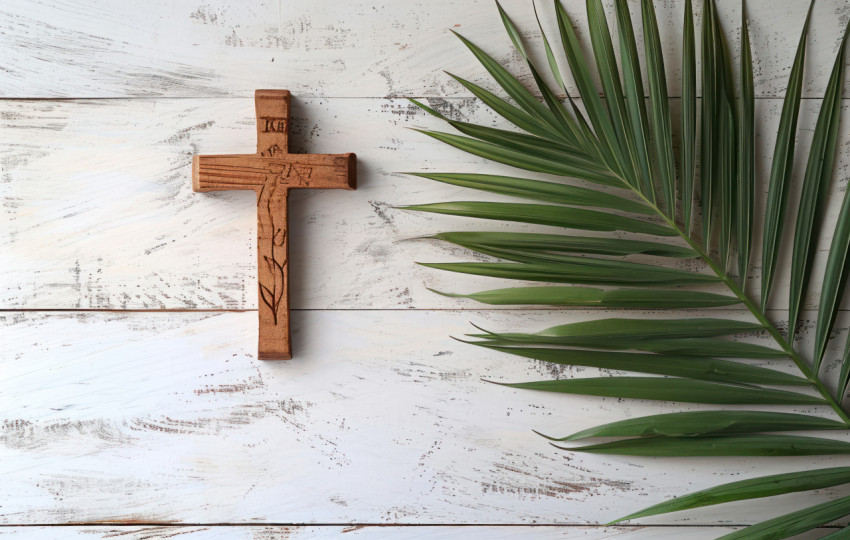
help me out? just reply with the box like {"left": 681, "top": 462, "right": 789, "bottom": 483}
{"left": 0, "top": 523, "right": 838, "bottom": 529}
{"left": 0, "top": 95, "right": 839, "bottom": 102}
{"left": 0, "top": 307, "right": 819, "bottom": 314}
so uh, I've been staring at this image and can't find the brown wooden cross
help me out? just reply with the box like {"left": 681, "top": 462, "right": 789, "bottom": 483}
{"left": 192, "top": 89, "right": 356, "bottom": 360}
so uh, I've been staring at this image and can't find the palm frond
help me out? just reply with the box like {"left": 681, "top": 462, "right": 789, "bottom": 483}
{"left": 553, "top": 412, "right": 848, "bottom": 441}
{"left": 736, "top": 1, "right": 754, "bottom": 290}
{"left": 761, "top": 4, "right": 814, "bottom": 309}
{"left": 403, "top": 0, "right": 850, "bottom": 535}
{"left": 680, "top": 0, "right": 696, "bottom": 231}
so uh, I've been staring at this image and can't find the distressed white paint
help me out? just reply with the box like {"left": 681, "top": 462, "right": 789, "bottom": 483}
{"left": 1, "top": 0, "right": 849, "bottom": 99}
{"left": 2, "top": 309, "right": 849, "bottom": 528}
{"left": 5, "top": 0, "right": 850, "bottom": 536}
{"left": 2, "top": 97, "right": 850, "bottom": 313}
{"left": 0, "top": 525, "right": 806, "bottom": 539}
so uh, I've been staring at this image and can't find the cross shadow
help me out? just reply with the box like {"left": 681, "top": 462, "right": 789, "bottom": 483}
{"left": 284, "top": 96, "right": 372, "bottom": 360}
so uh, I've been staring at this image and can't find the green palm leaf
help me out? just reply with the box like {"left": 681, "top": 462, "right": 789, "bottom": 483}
{"left": 500, "top": 378, "right": 823, "bottom": 405}
{"left": 405, "top": 173, "right": 652, "bottom": 214}
{"left": 586, "top": 0, "right": 641, "bottom": 189}
{"left": 475, "top": 335, "right": 785, "bottom": 358}
{"left": 549, "top": 411, "right": 847, "bottom": 441}
{"left": 718, "top": 495, "right": 850, "bottom": 540}
{"left": 530, "top": 3, "right": 600, "bottom": 157}
{"left": 401, "top": 201, "right": 674, "bottom": 235}
{"left": 495, "top": 2, "right": 586, "bottom": 149}
{"left": 432, "top": 286, "right": 739, "bottom": 308}
{"left": 473, "top": 343, "right": 806, "bottom": 386}
{"left": 613, "top": 0, "right": 654, "bottom": 200}
{"left": 816, "top": 186, "right": 850, "bottom": 390}
{"left": 449, "top": 30, "right": 561, "bottom": 136}
{"left": 476, "top": 317, "right": 764, "bottom": 340}
{"left": 419, "top": 260, "right": 713, "bottom": 286}
{"left": 444, "top": 72, "right": 562, "bottom": 140}
{"left": 699, "top": 0, "right": 718, "bottom": 250}
{"left": 557, "top": 434, "right": 850, "bottom": 457}
{"left": 680, "top": 0, "right": 696, "bottom": 231}
{"left": 409, "top": 104, "right": 584, "bottom": 157}
{"left": 612, "top": 466, "right": 850, "bottom": 523}
{"left": 737, "top": 1, "right": 755, "bottom": 289}
{"left": 554, "top": 1, "right": 626, "bottom": 177}
{"left": 412, "top": 130, "right": 617, "bottom": 185}
{"left": 404, "top": 0, "right": 850, "bottom": 535}
{"left": 428, "top": 231, "right": 694, "bottom": 257}
{"left": 788, "top": 21, "right": 850, "bottom": 344}
{"left": 760, "top": 4, "right": 813, "bottom": 309}
{"left": 641, "top": 0, "right": 675, "bottom": 216}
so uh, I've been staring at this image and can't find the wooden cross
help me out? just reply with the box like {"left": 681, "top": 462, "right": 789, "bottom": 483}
{"left": 192, "top": 90, "right": 356, "bottom": 360}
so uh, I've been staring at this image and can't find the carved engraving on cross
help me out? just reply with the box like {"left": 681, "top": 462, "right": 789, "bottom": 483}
{"left": 192, "top": 90, "right": 356, "bottom": 360}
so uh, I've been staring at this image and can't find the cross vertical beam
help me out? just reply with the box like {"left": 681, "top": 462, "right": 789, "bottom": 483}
{"left": 192, "top": 90, "right": 356, "bottom": 360}
{"left": 255, "top": 90, "right": 291, "bottom": 360}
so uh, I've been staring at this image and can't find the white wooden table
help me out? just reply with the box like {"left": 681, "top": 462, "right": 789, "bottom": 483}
{"left": 2, "top": 1, "right": 850, "bottom": 537}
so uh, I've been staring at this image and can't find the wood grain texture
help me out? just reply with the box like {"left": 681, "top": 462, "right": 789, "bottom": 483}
{"left": 2, "top": 309, "right": 849, "bottom": 526}
{"left": 1, "top": 0, "right": 850, "bottom": 99}
{"left": 2, "top": 97, "right": 850, "bottom": 314}
{"left": 194, "top": 154, "right": 355, "bottom": 191}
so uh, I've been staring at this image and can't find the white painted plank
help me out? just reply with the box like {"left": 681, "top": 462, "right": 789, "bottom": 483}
{"left": 0, "top": 525, "right": 791, "bottom": 540}
{"left": 0, "top": 525, "right": 836, "bottom": 539}
{"left": 2, "top": 309, "right": 848, "bottom": 525}
{"left": 3, "top": 96, "right": 850, "bottom": 313}
{"left": 1, "top": 0, "right": 849, "bottom": 98}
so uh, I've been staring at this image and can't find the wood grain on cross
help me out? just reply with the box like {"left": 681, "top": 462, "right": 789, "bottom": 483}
{"left": 192, "top": 90, "right": 356, "bottom": 360}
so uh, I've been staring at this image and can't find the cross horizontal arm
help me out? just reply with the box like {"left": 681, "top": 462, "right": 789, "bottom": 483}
{"left": 193, "top": 153, "right": 356, "bottom": 192}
